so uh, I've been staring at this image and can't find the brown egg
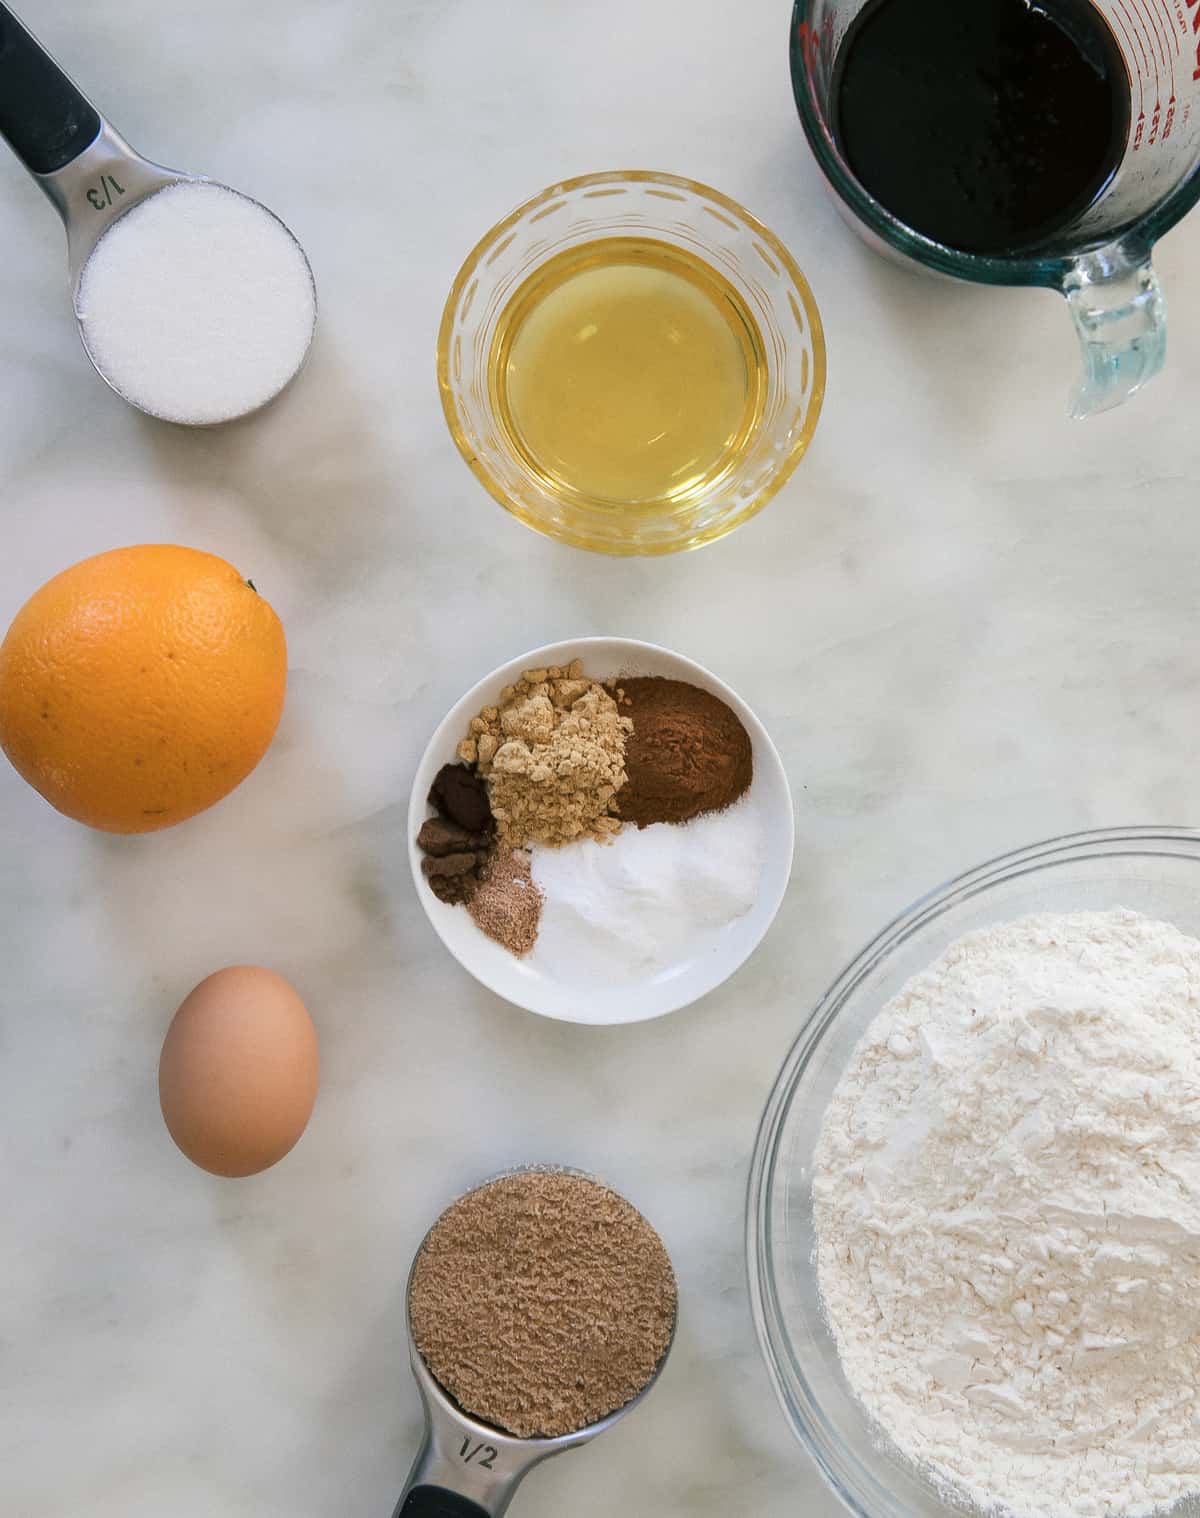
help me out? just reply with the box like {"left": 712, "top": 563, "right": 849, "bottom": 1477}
{"left": 159, "top": 966, "right": 319, "bottom": 1177}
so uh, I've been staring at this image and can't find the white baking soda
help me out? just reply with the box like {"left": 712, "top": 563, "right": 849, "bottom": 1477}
{"left": 76, "top": 181, "right": 315, "bottom": 424}
{"left": 529, "top": 796, "right": 766, "bottom": 983}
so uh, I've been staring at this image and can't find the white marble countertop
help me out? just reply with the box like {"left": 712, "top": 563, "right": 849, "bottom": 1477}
{"left": 4, "top": 2, "right": 1200, "bottom": 1515}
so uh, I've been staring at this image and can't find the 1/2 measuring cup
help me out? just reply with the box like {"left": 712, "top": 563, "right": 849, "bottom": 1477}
{"left": 392, "top": 1167, "right": 677, "bottom": 1517}
{"left": 791, "top": 0, "right": 1200, "bottom": 415}
{"left": 394, "top": 1307, "right": 675, "bottom": 1517}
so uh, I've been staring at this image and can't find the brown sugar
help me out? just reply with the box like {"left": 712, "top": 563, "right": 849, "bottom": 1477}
{"left": 409, "top": 1170, "right": 677, "bottom": 1439}
{"left": 615, "top": 677, "right": 753, "bottom": 827}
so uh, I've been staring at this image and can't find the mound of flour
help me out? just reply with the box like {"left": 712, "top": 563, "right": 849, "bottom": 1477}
{"left": 814, "top": 909, "right": 1200, "bottom": 1518}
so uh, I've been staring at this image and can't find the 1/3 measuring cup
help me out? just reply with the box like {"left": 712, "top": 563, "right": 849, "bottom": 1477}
{"left": 790, "top": 0, "right": 1200, "bottom": 415}
{"left": 0, "top": 2, "right": 315, "bottom": 424}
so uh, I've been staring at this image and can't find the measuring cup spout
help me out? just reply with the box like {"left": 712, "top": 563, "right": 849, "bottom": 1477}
{"left": 1061, "top": 240, "right": 1166, "bottom": 419}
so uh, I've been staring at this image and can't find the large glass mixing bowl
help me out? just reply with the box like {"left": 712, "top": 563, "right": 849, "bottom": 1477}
{"left": 747, "top": 827, "right": 1200, "bottom": 1518}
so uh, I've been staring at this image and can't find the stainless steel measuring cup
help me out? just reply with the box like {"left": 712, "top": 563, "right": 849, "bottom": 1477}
{"left": 790, "top": 0, "right": 1200, "bottom": 415}
{"left": 393, "top": 1172, "right": 677, "bottom": 1517}
{"left": 0, "top": 2, "right": 315, "bottom": 422}
{"left": 394, "top": 1307, "right": 676, "bottom": 1517}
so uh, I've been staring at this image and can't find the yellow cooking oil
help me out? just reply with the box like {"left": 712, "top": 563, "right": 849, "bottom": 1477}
{"left": 490, "top": 238, "right": 767, "bottom": 509}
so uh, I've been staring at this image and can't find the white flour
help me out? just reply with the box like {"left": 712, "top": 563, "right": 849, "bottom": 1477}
{"left": 813, "top": 909, "right": 1200, "bottom": 1518}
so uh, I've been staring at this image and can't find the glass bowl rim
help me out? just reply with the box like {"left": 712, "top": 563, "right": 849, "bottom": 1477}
{"left": 745, "top": 824, "right": 1200, "bottom": 1518}
{"left": 435, "top": 168, "right": 828, "bottom": 556}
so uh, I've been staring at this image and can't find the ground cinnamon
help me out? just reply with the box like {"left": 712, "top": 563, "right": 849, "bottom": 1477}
{"left": 615, "top": 677, "right": 752, "bottom": 827}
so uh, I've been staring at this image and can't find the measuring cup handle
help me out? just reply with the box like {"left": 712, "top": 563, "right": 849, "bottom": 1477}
{"left": 0, "top": 2, "right": 100, "bottom": 175}
{"left": 393, "top": 1487, "right": 491, "bottom": 1517}
{"left": 1061, "top": 243, "right": 1166, "bottom": 419}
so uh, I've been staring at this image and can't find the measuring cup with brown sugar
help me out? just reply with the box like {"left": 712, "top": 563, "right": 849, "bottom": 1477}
{"left": 391, "top": 1168, "right": 677, "bottom": 1517}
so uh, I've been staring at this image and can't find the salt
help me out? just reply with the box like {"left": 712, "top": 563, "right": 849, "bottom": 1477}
{"left": 75, "top": 182, "right": 316, "bottom": 425}
{"left": 529, "top": 796, "right": 765, "bottom": 983}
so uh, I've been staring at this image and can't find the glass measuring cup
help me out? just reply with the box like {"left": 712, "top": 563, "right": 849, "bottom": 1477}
{"left": 790, "top": 0, "right": 1200, "bottom": 415}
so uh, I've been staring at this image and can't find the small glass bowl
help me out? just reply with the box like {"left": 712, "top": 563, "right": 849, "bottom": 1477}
{"left": 437, "top": 170, "right": 826, "bottom": 556}
{"left": 747, "top": 828, "right": 1200, "bottom": 1518}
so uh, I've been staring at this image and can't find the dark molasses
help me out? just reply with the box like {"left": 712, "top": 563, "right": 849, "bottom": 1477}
{"left": 834, "top": 0, "right": 1130, "bottom": 254}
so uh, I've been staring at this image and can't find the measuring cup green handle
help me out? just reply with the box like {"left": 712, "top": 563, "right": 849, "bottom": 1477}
{"left": 1062, "top": 240, "right": 1166, "bottom": 418}
{"left": 790, "top": 0, "right": 1200, "bottom": 417}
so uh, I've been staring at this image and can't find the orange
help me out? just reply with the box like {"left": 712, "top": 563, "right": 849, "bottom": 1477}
{"left": 0, "top": 545, "right": 287, "bottom": 833}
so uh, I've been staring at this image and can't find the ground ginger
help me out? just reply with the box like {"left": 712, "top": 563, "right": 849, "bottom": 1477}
{"left": 457, "top": 661, "right": 630, "bottom": 846}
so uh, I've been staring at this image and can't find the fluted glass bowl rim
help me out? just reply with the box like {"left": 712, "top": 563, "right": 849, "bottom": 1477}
{"left": 436, "top": 169, "right": 827, "bottom": 556}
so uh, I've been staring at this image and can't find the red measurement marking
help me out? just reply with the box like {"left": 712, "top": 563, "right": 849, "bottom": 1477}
{"left": 794, "top": 17, "right": 834, "bottom": 73}
{"left": 1129, "top": 0, "right": 1163, "bottom": 107}
{"left": 1157, "top": 0, "right": 1179, "bottom": 102}
{"left": 1133, "top": 0, "right": 1170, "bottom": 70}
{"left": 1113, "top": 0, "right": 1149, "bottom": 125}
{"left": 1189, "top": 0, "right": 1200, "bottom": 77}
{"left": 795, "top": 19, "right": 818, "bottom": 70}
{"left": 1166, "top": 0, "right": 1187, "bottom": 50}
{"left": 1128, "top": 0, "right": 1171, "bottom": 146}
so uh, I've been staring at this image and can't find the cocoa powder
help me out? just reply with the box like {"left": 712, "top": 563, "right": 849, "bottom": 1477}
{"left": 616, "top": 677, "right": 753, "bottom": 827}
{"left": 409, "top": 1170, "right": 677, "bottom": 1439}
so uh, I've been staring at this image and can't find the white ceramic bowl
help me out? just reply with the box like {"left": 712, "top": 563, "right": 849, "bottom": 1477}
{"left": 408, "top": 637, "right": 794, "bottom": 1024}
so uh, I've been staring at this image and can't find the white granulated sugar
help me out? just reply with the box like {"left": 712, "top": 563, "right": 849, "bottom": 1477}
{"left": 814, "top": 909, "right": 1200, "bottom": 1518}
{"left": 76, "top": 182, "right": 315, "bottom": 424}
{"left": 529, "top": 797, "right": 765, "bottom": 983}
